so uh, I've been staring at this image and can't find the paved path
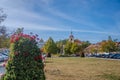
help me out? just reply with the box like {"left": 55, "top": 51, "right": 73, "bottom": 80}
{"left": 0, "top": 62, "right": 5, "bottom": 78}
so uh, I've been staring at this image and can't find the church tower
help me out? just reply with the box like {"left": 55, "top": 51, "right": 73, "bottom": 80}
{"left": 69, "top": 31, "right": 74, "bottom": 43}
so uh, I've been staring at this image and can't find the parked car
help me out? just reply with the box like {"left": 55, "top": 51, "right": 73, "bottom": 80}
{"left": 0, "top": 52, "right": 9, "bottom": 62}
{"left": 110, "top": 54, "right": 120, "bottom": 59}
{"left": 1, "top": 49, "right": 9, "bottom": 56}
{"left": 108, "top": 53, "right": 116, "bottom": 58}
{"left": 1, "top": 52, "right": 9, "bottom": 56}
{"left": 0, "top": 54, "right": 5, "bottom": 62}
{"left": 2, "top": 54, "right": 8, "bottom": 61}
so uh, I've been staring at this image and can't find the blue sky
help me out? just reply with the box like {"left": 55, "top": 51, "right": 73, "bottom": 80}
{"left": 0, "top": 0, "right": 120, "bottom": 43}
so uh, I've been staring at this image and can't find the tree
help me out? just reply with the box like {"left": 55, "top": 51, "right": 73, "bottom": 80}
{"left": 64, "top": 41, "right": 73, "bottom": 55}
{"left": 64, "top": 40, "right": 91, "bottom": 55}
{"left": 1, "top": 33, "right": 45, "bottom": 80}
{"left": 0, "top": 37, "right": 10, "bottom": 48}
{"left": 71, "top": 43, "right": 80, "bottom": 54}
{"left": 101, "top": 37, "right": 118, "bottom": 52}
{"left": 78, "top": 41, "right": 91, "bottom": 57}
{"left": 0, "top": 8, "right": 7, "bottom": 24}
{"left": 0, "top": 26, "right": 9, "bottom": 48}
{"left": 81, "top": 41, "right": 91, "bottom": 49}
{"left": 56, "top": 39, "right": 68, "bottom": 53}
{"left": 0, "top": 8, "right": 7, "bottom": 35}
{"left": 15, "top": 27, "right": 24, "bottom": 34}
{"left": 0, "top": 8, "right": 9, "bottom": 48}
{"left": 43, "top": 37, "right": 58, "bottom": 55}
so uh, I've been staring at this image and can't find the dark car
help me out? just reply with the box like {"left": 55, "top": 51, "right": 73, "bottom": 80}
{"left": 111, "top": 54, "right": 120, "bottom": 59}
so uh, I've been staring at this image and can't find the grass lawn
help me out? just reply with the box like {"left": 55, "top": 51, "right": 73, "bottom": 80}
{"left": 45, "top": 57, "right": 120, "bottom": 80}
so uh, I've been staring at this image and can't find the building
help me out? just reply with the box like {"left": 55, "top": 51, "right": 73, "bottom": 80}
{"left": 68, "top": 31, "right": 82, "bottom": 45}
{"left": 69, "top": 31, "right": 74, "bottom": 43}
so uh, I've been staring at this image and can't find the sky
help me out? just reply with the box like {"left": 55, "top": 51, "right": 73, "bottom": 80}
{"left": 0, "top": 0, "right": 120, "bottom": 43}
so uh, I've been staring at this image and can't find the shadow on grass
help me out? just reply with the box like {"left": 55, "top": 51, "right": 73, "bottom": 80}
{"left": 101, "top": 73, "right": 120, "bottom": 80}
{"left": 45, "top": 61, "right": 53, "bottom": 63}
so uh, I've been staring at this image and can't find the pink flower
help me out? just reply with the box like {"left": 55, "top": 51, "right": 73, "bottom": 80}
{"left": 34, "top": 55, "right": 42, "bottom": 61}
{"left": 30, "top": 37, "right": 34, "bottom": 40}
{"left": 32, "top": 35, "right": 36, "bottom": 40}
{"left": 2, "top": 62, "right": 6, "bottom": 67}
{"left": 38, "top": 55, "right": 42, "bottom": 60}
{"left": 34, "top": 56, "right": 39, "bottom": 61}
{"left": 10, "top": 38, "right": 14, "bottom": 43}
{"left": 15, "top": 36, "right": 20, "bottom": 42}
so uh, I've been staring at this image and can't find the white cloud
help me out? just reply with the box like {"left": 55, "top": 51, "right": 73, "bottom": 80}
{"left": 0, "top": 0, "right": 103, "bottom": 30}
{"left": 4, "top": 16, "right": 117, "bottom": 36}
{"left": 0, "top": 0, "right": 64, "bottom": 30}
{"left": 4, "top": 19, "right": 59, "bottom": 31}
{"left": 0, "top": 0, "right": 119, "bottom": 38}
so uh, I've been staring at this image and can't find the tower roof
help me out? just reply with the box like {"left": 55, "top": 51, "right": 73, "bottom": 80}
{"left": 74, "top": 39, "right": 82, "bottom": 44}
{"left": 69, "top": 31, "right": 74, "bottom": 38}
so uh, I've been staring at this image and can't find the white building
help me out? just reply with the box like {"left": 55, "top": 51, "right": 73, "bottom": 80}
{"left": 69, "top": 31, "right": 74, "bottom": 43}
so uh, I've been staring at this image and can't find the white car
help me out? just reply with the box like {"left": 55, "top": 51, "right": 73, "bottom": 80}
{"left": 0, "top": 54, "right": 4, "bottom": 62}
{"left": 0, "top": 54, "right": 8, "bottom": 62}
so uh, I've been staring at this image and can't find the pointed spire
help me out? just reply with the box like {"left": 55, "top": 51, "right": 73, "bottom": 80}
{"left": 69, "top": 31, "right": 74, "bottom": 43}
{"left": 71, "top": 31, "right": 72, "bottom": 35}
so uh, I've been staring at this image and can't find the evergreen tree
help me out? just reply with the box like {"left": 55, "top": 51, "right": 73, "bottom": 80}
{"left": 1, "top": 33, "right": 45, "bottom": 80}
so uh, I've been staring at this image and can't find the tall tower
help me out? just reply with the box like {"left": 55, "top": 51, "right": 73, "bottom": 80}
{"left": 69, "top": 31, "right": 74, "bottom": 43}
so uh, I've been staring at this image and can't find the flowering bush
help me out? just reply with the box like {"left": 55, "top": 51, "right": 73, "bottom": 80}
{"left": 1, "top": 33, "right": 45, "bottom": 80}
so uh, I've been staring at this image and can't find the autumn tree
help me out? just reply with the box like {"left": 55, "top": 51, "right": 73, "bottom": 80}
{"left": 71, "top": 43, "right": 80, "bottom": 54}
{"left": 43, "top": 37, "right": 58, "bottom": 56}
{"left": 81, "top": 41, "right": 91, "bottom": 49}
{"left": 101, "top": 36, "right": 118, "bottom": 52}
{"left": 64, "top": 41, "right": 73, "bottom": 55}
{"left": 78, "top": 41, "right": 91, "bottom": 57}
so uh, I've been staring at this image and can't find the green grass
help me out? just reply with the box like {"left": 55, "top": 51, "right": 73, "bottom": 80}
{"left": 45, "top": 57, "right": 120, "bottom": 80}
{"left": 102, "top": 73, "right": 120, "bottom": 80}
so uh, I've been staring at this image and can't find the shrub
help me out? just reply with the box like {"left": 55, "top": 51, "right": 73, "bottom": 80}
{"left": 2, "top": 33, "right": 45, "bottom": 80}
{"left": 59, "top": 54, "right": 71, "bottom": 57}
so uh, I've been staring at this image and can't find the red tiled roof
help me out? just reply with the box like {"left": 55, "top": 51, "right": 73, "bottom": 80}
{"left": 74, "top": 39, "right": 82, "bottom": 44}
